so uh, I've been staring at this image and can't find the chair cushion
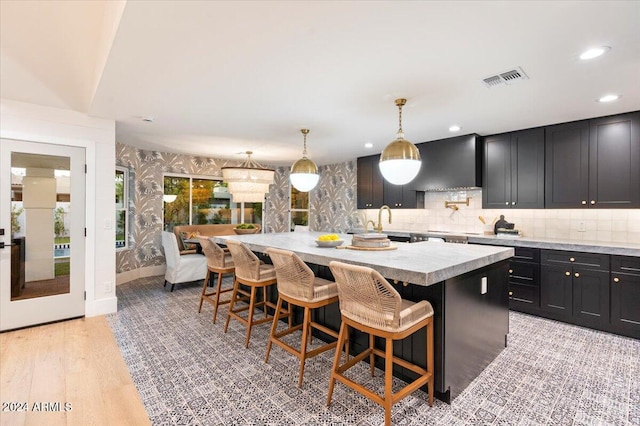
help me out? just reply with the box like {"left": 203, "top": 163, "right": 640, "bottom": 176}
{"left": 179, "top": 230, "right": 200, "bottom": 250}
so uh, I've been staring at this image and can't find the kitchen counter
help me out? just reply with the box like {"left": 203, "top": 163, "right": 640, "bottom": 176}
{"left": 379, "top": 229, "right": 640, "bottom": 257}
{"left": 212, "top": 231, "right": 513, "bottom": 286}
{"left": 213, "top": 231, "right": 513, "bottom": 403}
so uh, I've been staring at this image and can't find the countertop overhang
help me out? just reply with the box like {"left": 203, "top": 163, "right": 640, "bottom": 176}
{"left": 213, "top": 232, "right": 513, "bottom": 286}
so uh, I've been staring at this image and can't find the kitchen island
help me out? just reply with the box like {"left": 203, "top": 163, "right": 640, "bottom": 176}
{"left": 213, "top": 232, "right": 514, "bottom": 403}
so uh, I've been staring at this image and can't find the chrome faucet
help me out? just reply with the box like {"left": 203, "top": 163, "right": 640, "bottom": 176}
{"left": 365, "top": 205, "right": 392, "bottom": 233}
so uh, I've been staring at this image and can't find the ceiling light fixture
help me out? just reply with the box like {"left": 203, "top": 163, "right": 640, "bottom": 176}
{"left": 449, "top": 125, "right": 461, "bottom": 132}
{"left": 597, "top": 94, "right": 620, "bottom": 103}
{"left": 222, "top": 151, "right": 274, "bottom": 201}
{"left": 162, "top": 194, "right": 177, "bottom": 203}
{"left": 290, "top": 129, "right": 319, "bottom": 192}
{"left": 379, "top": 98, "right": 421, "bottom": 185}
{"left": 579, "top": 46, "right": 610, "bottom": 60}
{"left": 364, "top": 143, "right": 373, "bottom": 148}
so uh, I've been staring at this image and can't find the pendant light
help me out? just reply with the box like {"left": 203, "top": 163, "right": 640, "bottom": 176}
{"left": 290, "top": 128, "right": 319, "bottom": 192}
{"left": 379, "top": 98, "right": 422, "bottom": 185}
{"left": 222, "top": 151, "right": 275, "bottom": 199}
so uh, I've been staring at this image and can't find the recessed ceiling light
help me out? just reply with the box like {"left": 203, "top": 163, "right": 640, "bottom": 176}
{"left": 579, "top": 46, "right": 610, "bottom": 60}
{"left": 449, "top": 125, "right": 461, "bottom": 132}
{"left": 597, "top": 94, "right": 620, "bottom": 103}
{"left": 364, "top": 142, "right": 373, "bottom": 148}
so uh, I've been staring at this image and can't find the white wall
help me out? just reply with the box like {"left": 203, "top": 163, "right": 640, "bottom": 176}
{"left": 1, "top": 98, "right": 117, "bottom": 316}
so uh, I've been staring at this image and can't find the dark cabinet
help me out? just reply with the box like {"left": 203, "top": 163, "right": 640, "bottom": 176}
{"left": 383, "top": 179, "right": 424, "bottom": 209}
{"left": 588, "top": 112, "right": 640, "bottom": 208}
{"left": 540, "top": 250, "right": 610, "bottom": 329}
{"left": 357, "top": 154, "right": 383, "bottom": 209}
{"left": 508, "top": 247, "right": 540, "bottom": 313}
{"left": 545, "top": 111, "right": 640, "bottom": 208}
{"left": 610, "top": 256, "right": 640, "bottom": 339}
{"left": 483, "top": 128, "right": 544, "bottom": 209}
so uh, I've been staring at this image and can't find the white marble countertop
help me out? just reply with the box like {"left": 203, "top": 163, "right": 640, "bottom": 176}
{"left": 212, "top": 231, "right": 514, "bottom": 286}
{"left": 377, "top": 229, "right": 640, "bottom": 257}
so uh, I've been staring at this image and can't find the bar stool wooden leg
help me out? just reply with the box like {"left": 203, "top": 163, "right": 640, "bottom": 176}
{"left": 224, "top": 278, "right": 239, "bottom": 333}
{"left": 265, "top": 296, "right": 284, "bottom": 363}
{"left": 211, "top": 270, "right": 225, "bottom": 324}
{"left": 245, "top": 286, "right": 258, "bottom": 348}
{"left": 427, "top": 318, "right": 434, "bottom": 407}
{"left": 384, "top": 337, "right": 393, "bottom": 426}
{"left": 199, "top": 270, "right": 211, "bottom": 313}
{"left": 327, "top": 321, "right": 348, "bottom": 406}
{"left": 369, "top": 333, "right": 375, "bottom": 377}
{"left": 297, "top": 306, "right": 311, "bottom": 388}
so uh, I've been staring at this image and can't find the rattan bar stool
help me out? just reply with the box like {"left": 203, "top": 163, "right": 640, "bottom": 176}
{"left": 265, "top": 247, "right": 341, "bottom": 388}
{"left": 197, "top": 236, "right": 235, "bottom": 324}
{"left": 327, "top": 261, "right": 434, "bottom": 426}
{"left": 224, "top": 240, "right": 287, "bottom": 348}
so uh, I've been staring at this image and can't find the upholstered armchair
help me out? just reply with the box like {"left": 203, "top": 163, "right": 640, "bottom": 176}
{"left": 161, "top": 231, "right": 207, "bottom": 291}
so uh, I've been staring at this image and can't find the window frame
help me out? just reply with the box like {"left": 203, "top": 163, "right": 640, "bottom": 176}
{"left": 290, "top": 184, "right": 310, "bottom": 231}
{"left": 115, "top": 166, "right": 129, "bottom": 251}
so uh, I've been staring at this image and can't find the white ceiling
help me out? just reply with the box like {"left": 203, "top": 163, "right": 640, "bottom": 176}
{"left": 2, "top": 1, "right": 639, "bottom": 166}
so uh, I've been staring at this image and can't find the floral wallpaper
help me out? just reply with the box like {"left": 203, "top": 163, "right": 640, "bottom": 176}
{"left": 116, "top": 142, "right": 360, "bottom": 275}
{"left": 310, "top": 161, "right": 360, "bottom": 233}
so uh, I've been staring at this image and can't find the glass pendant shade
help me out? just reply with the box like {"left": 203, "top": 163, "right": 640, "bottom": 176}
{"left": 290, "top": 129, "right": 319, "bottom": 192}
{"left": 222, "top": 151, "right": 274, "bottom": 199}
{"left": 162, "top": 194, "right": 177, "bottom": 203}
{"left": 231, "top": 192, "right": 265, "bottom": 203}
{"left": 379, "top": 98, "right": 422, "bottom": 185}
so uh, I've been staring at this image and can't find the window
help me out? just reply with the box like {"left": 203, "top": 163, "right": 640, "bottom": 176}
{"left": 163, "top": 174, "right": 262, "bottom": 231}
{"left": 290, "top": 186, "right": 309, "bottom": 231}
{"left": 115, "top": 167, "right": 128, "bottom": 249}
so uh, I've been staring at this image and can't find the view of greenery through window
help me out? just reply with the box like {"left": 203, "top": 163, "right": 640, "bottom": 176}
{"left": 290, "top": 187, "right": 309, "bottom": 230}
{"left": 115, "top": 168, "right": 127, "bottom": 248}
{"left": 163, "top": 175, "right": 262, "bottom": 231}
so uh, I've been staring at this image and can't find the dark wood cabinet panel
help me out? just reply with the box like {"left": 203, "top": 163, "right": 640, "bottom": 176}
{"left": 610, "top": 256, "right": 640, "bottom": 339}
{"left": 383, "top": 179, "right": 423, "bottom": 209}
{"left": 540, "top": 264, "right": 573, "bottom": 319}
{"left": 588, "top": 112, "right": 640, "bottom": 208}
{"left": 483, "top": 128, "right": 544, "bottom": 209}
{"left": 545, "top": 120, "right": 590, "bottom": 208}
{"left": 572, "top": 268, "right": 609, "bottom": 329}
{"left": 508, "top": 247, "right": 540, "bottom": 313}
{"left": 357, "top": 155, "right": 383, "bottom": 209}
{"left": 540, "top": 250, "right": 609, "bottom": 270}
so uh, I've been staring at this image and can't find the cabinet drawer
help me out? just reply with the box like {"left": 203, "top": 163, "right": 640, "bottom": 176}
{"left": 541, "top": 250, "right": 609, "bottom": 270}
{"left": 611, "top": 255, "right": 640, "bottom": 275}
{"left": 509, "top": 261, "right": 539, "bottom": 285}
{"left": 513, "top": 247, "right": 540, "bottom": 262}
{"left": 509, "top": 283, "right": 540, "bottom": 306}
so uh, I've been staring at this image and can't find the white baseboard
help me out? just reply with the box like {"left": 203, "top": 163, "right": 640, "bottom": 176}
{"left": 86, "top": 296, "right": 118, "bottom": 317}
{"left": 116, "top": 265, "right": 166, "bottom": 285}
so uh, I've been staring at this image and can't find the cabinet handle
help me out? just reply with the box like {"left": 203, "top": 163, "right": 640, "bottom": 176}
{"left": 565, "top": 271, "right": 570, "bottom": 276}
{"left": 613, "top": 277, "right": 620, "bottom": 283}
{"left": 574, "top": 272, "right": 580, "bottom": 278}
{"left": 570, "top": 257, "right": 575, "bottom": 262}
{"left": 399, "top": 203, "right": 402, "bottom": 207}
{"left": 402, "top": 281, "right": 408, "bottom": 287}
{"left": 511, "top": 201, "right": 516, "bottom": 206}
{"left": 581, "top": 200, "right": 587, "bottom": 205}
{"left": 509, "top": 269, "right": 513, "bottom": 274}
{"left": 505, "top": 202, "right": 509, "bottom": 205}
{"left": 590, "top": 200, "right": 596, "bottom": 205}
{"left": 509, "top": 291, "right": 513, "bottom": 296}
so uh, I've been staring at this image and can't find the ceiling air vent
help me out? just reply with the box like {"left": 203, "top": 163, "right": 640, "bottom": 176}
{"left": 482, "top": 67, "right": 528, "bottom": 88}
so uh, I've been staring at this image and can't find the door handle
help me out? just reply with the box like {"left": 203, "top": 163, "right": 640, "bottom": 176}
{"left": 0, "top": 242, "right": 15, "bottom": 249}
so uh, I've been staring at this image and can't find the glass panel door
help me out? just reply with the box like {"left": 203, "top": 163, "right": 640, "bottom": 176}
{"left": 0, "top": 139, "right": 85, "bottom": 331}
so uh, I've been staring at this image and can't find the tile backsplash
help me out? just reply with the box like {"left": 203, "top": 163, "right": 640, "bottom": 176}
{"left": 360, "top": 189, "right": 640, "bottom": 243}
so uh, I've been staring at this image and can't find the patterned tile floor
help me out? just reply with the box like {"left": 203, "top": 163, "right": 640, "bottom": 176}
{"left": 108, "top": 276, "right": 640, "bottom": 425}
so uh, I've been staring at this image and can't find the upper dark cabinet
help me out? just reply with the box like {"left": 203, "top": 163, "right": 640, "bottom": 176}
{"left": 588, "top": 112, "right": 640, "bottom": 208}
{"left": 383, "top": 180, "right": 424, "bottom": 209}
{"left": 357, "top": 154, "right": 383, "bottom": 209}
{"left": 545, "top": 111, "right": 640, "bottom": 208}
{"left": 483, "top": 128, "right": 545, "bottom": 209}
{"left": 412, "top": 134, "right": 481, "bottom": 191}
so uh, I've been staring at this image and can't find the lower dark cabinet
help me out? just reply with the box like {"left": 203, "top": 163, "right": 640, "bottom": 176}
{"left": 508, "top": 247, "right": 540, "bottom": 314}
{"left": 572, "top": 268, "right": 609, "bottom": 329}
{"left": 540, "top": 264, "right": 573, "bottom": 319}
{"left": 610, "top": 256, "right": 640, "bottom": 339}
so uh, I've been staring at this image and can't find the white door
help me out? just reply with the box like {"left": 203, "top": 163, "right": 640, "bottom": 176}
{"left": 0, "top": 139, "right": 86, "bottom": 331}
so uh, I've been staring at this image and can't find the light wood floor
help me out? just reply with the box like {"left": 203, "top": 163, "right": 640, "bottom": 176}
{"left": 0, "top": 316, "right": 150, "bottom": 426}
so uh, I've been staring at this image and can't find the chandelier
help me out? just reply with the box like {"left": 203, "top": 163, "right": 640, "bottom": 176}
{"left": 221, "top": 151, "right": 274, "bottom": 202}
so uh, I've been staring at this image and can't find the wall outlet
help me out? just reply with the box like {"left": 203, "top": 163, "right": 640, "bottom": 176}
{"left": 578, "top": 221, "right": 586, "bottom": 232}
{"left": 104, "top": 281, "right": 113, "bottom": 293}
{"left": 481, "top": 277, "right": 488, "bottom": 294}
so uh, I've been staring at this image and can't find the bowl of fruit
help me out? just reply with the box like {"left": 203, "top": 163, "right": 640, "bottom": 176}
{"left": 233, "top": 224, "right": 261, "bottom": 235}
{"left": 315, "top": 234, "right": 344, "bottom": 247}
